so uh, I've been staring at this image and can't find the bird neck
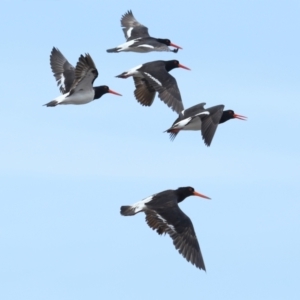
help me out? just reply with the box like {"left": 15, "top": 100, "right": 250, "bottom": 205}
{"left": 156, "top": 38, "right": 168, "bottom": 45}
{"left": 93, "top": 86, "right": 105, "bottom": 100}
{"left": 176, "top": 189, "right": 189, "bottom": 203}
{"left": 165, "top": 61, "right": 176, "bottom": 72}
{"left": 219, "top": 112, "right": 231, "bottom": 124}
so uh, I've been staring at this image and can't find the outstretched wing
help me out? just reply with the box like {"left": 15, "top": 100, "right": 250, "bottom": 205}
{"left": 141, "top": 69, "right": 184, "bottom": 114}
{"left": 68, "top": 54, "right": 98, "bottom": 96}
{"left": 145, "top": 206, "right": 206, "bottom": 270}
{"left": 121, "top": 10, "right": 150, "bottom": 40}
{"left": 201, "top": 105, "right": 225, "bottom": 146}
{"left": 50, "top": 47, "right": 75, "bottom": 94}
{"left": 133, "top": 77, "right": 156, "bottom": 106}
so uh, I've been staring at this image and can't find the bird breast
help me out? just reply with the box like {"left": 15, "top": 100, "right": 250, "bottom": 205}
{"left": 61, "top": 89, "right": 95, "bottom": 105}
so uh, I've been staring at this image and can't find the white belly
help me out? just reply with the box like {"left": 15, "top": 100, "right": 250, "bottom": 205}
{"left": 173, "top": 117, "right": 202, "bottom": 131}
{"left": 181, "top": 117, "right": 202, "bottom": 131}
{"left": 58, "top": 89, "right": 95, "bottom": 105}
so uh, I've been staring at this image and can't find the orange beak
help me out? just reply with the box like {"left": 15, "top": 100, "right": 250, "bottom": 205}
{"left": 193, "top": 191, "right": 211, "bottom": 200}
{"left": 233, "top": 113, "right": 247, "bottom": 120}
{"left": 178, "top": 63, "right": 191, "bottom": 71}
{"left": 108, "top": 89, "right": 122, "bottom": 96}
{"left": 170, "top": 42, "right": 183, "bottom": 49}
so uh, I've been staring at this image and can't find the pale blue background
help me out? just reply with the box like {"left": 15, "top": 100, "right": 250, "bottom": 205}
{"left": 0, "top": 0, "right": 299, "bottom": 299}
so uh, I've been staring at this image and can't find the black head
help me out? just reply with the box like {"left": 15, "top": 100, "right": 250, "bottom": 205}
{"left": 176, "top": 186, "right": 211, "bottom": 203}
{"left": 93, "top": 85, "right": 122, "bottom": 100}
{"left": 93, "top": 85, "right": 109, "bottom": 99}
{"left": 219, "top": 110, "right": 247, "bottom": 124}
{"left": 157, "top": 38, "right": 171, "bottom": 46}
{"left": 165, "top": 60, "right": 191, "bottom": 72}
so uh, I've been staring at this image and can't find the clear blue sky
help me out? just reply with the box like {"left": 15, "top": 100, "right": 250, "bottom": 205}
{"left": 1, "top": 0, "right": 299, "bottom": 299}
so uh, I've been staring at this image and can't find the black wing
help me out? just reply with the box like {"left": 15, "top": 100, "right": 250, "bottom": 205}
{"left": 50, "top": 47, "right": 75, "bottom": 94}
{"left": 182, "top": 103, "right": 207, "bottom": 118}
{"left": 133, "top": 77, "right": 156, "bottom": 106}
{"left": 169, "top": 103, "right": 207, "bottom": 127}
{"left": 141, "top": 70, "right": 184, "bottom": 114}
{"left": 201, "top": 105, "right": 225, "bottom": 146}
{"left": 145, "top": 205, "right": 205, "bottom": 270}
{"left": 69, "top": 54, "right": 98, "bottom": 96}
{"left": 121, "top": 10, "right": 150, "bottom": 41}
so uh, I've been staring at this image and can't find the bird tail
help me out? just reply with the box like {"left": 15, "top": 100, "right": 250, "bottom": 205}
{"left": 120, "top": 206, "right": 136, "bottom": 216}
{"left": 43, "top": 100, "right": 58, "bottom": 107}
{"left": 106, "top": 47, "right": 120, "bottom": 53}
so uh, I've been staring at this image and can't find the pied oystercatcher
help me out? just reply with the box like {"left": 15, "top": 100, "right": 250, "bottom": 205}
{"left": 107, "top": 10, "right": 182, "bottom": 53}
{"left": 120, "top": 186, "right": 211, "bottom": 271}
{"left": 116, "top": 60, "right": 190, "bottom": 114}
{"left": 165, "top": 103, "right": 247, "bottom": 146}
{"left": 44, "top": 48, "right": 121, "bottom": 107}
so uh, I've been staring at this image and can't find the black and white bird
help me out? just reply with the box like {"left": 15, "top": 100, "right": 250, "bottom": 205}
{"left": 107, "top": 10, "right": 182, "bottom": 53}
{"left": 120, "top": 186, "right": 210, "bottom": 271}
{"left": 44, "top": 48, "right": 122, "bottom": 107}
{"left": 116, "top": 60, "right": 190, "bottom": 114}
{"left": 165, "top": 103, "right": 247, "bottom": 146}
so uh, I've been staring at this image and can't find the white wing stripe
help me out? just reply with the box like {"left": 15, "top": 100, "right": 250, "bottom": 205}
{"left": 137, "top": 44, "right": 154, "bottom": 49}
{"left": 58, "top": 74, "right": 66, "bottom": 91}
{"left": 194, "top": 111, "right": 210, "bottom": 117}
{"left": 173, "top": 117, "right": 192, "bottom": 129}
{"left": 156, "top": 213, "right": 176, "bottom": 233}
{"left": 127, "top": 27, "right": 134, "bottom": 38}
{"left": 144, "top": 72, "right": 162, "bottom": 86}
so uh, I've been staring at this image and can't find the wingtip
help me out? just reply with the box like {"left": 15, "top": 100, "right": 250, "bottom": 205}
{"left": 115, "top": 72, "right": 128, "bottom": 79}
{"left": 43, "top": 100, "right": 58, "bottom": 107}
{"left": 106, "top": 48, "right": 118, "bottom": 53}
{"left": 200, "top": 266, "right": 207, "bottom": 272}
